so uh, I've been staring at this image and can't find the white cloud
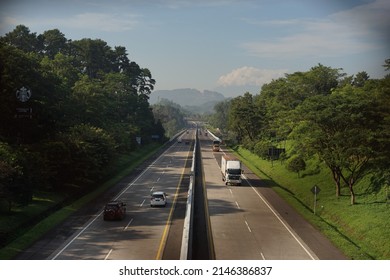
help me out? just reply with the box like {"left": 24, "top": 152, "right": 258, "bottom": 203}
{"left": 241, "top": 0, "right": 389, "bottom": 59}
{"left": 217, "top": 66, "right": 287, "bottom": 87}
{"left": 330, "top": 0, "right": 390, "bottom": 44}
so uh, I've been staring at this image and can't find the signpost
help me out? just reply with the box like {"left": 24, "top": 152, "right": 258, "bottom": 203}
{"left": 15, "top": 86, "right": 32, "bottom": 119}
{"left": 311, "top": 185, "right": 321, "bottom": 215}
{"left": 16, "top": 86, "right": 32, "bottom": 102}
{"left": 15, "top": 86, "right": 32, "bottom": 144}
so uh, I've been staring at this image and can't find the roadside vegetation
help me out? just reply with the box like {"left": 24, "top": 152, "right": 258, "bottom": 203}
{"left": 0, "top": 143, "right": 163, "bottom": 259}
{"left": 207, "top": 61, "right": 390, "bottom": 259}
{"left": 0, "top": 25, "right": 186, "bottom": 255}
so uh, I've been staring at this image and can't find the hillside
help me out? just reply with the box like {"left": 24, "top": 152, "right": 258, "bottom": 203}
{"left": 149, "top": 88, "right": 226, "bottom": 113}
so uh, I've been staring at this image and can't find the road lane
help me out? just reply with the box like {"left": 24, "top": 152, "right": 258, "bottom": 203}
{"left": 49, "top": 130, "right": 195, "bottom": 260}
{"left": 199, "top": 134, "right": 317, "bottom": 260}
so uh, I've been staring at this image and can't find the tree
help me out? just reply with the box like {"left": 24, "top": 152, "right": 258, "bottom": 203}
{"left": 152, "top": 99, "right": 187, "bottom": 137}
{"left": 0, "top": 143, "right": 20, "bottom": 212}
{"left": 210, "top": 100, "right": 231, "bottom": 132}
{"left": 256, "top": 65, "right": 346, "bottom": 142}
{"left": 383, "top": 58, "right": 390, "bottom": 72}
{"left": 127, "top": 63, "right": 155, "bottom": 97}
{"left": 113, "top": 46, "right": 130, "bottom": 73}
{"left": 287, "top": 155, "right": 306, "bottom": 177}
{"left": 0, "top": 25, "right": 41, "bottom": 53}
{"left": 352, "top": 71, "right": 370, "bottom": 87}
{"left": 229, "top": 92, "right": 263, "bottom": 146}
{"left": 304, "top": 63, "right": 346, "bottom": 95}
{"left": 40, "top": 52, "right": 79, "bottom": 90}
{"left": 72, "top": 38, "right": 114, "bottom": 78}
{"left": 62, "top": 124, "right": 116, "bottom": 183}
{"left": 0, "top": 24, "right": 163, "bottom": 204}
{"left": 41, "top": 29, "right": 68, "bottom": 58}
{"left": 0, "top": 44, "right": 66, "bottom": 143}
{"left": 0, "top": 142, "right": 33, "bottom": 211}
{"left": 291, "top": 85, "right": 386, "bottom": 204}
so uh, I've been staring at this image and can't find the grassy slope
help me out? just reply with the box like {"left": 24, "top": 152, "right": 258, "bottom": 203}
{"left": 233, "top": 146, "right": 390, "bottom": 260}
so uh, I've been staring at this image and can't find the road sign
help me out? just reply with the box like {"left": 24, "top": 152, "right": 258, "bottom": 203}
{"left": 16, "top": 86, "right": 32, "bottom": 102}
{"left": 15, "top": 107, "right": 32, "bottom": 119}
{"left": 311, "top": 185, "right": 321, "bottom": 215}
{"left": 311, "top": 185, "right": 321, "bottom": 195}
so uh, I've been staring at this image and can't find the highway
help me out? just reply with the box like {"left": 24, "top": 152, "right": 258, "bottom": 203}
{"left": 48, "top": 130, "right": 195, "bottom": 260}
{"left": 198, "top": 129, "right": 346, "bottom": 260}
{"left": 17, "top": 126, "right": 346, "bottom": 260}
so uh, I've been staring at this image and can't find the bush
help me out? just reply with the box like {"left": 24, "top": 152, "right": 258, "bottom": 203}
{"left": 62, "top": 124, "right": 116, "bottom": 183}
{"left": 0, "top": 142, "right": 29, "bottom": 211}
{"left": 286, "top": 155, "right": 306, "bottom": 177}
{"left": 254, "top": 140, "right": 272, "bottom": 159}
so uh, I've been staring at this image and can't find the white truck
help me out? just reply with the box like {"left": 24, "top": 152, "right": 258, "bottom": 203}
{"left": 221, "top": 155, "right": 243, "bottom": 186}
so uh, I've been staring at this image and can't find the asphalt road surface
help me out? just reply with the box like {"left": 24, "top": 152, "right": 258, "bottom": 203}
{"left": 199, "top": 130, "right": 347, "bottom": 260}
{"left": 16, "top": 129, "right": 195, "bottom": 260}
{"left": 16, "top": 127, "right": 346, "bottom": 260}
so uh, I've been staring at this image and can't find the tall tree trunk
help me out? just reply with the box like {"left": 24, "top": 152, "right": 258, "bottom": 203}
{"left": 340, "top": 172, "right": 356, "bottom": 205}
{"left": 331, "top": 168, "right": 341, "bottom": 197}
{"left": 349, "top": 182, "right": 356, "bottom": 205}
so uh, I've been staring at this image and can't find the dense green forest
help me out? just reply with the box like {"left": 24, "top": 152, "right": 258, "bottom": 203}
{"left": 0, "top": 25, "right": 187, "bottom": 213}
{"left": 151, "top": 99, "right": 188, "bottom": 137}
{"left": 208, "top": 62, "right": 390, "bottom": 205}
{"left": 206, "top": 63, "right": 390, "bottom": 258}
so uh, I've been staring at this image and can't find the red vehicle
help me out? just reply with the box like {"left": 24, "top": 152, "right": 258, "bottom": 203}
{"left": 103, "top": 201, "right": 126, "bottom": 220}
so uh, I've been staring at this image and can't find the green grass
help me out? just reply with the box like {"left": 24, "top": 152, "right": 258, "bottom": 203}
{"left": 0, "top": 143, "right": 163, "bottom": 260}
{"left": 0, "top": 192, "right": 65, "bottom": 245}
{"left": 232, "top": 146, "right": 390, "bottom": 260}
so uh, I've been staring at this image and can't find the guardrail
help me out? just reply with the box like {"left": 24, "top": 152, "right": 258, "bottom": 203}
{"left": 180, "top": 129, "right": 197, "bottom": 259}
{"left": 169, "top": 129, "right": 186, "bottom": 142}
{"left": 206, "top": 130, "right": 221, "bottom": 143}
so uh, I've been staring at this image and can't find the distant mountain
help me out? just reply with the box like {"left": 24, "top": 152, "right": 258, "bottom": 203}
{"left": 149, "top": 88, "right": 226, "bottom": 114}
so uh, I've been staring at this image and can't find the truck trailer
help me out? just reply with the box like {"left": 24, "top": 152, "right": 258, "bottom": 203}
{"left": 221, "top": 155, "right": 242, "bottom": 186}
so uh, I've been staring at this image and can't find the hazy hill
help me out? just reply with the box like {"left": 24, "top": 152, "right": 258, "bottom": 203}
{"left": 149, "top": 88, "right": 226, "bottom": 113}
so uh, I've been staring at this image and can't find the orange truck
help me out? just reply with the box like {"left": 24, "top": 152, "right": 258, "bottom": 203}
{"left": 212, "top": 140, "right": 220, "bottom": 152}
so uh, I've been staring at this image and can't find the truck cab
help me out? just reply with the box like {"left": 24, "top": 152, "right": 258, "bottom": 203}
{"left": 221, "top": 155, "right": 243, "bottom": 186}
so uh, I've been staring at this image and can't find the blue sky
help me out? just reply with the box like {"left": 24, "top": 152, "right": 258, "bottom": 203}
{"left": 1, "top": 0, "right": 389, "bottom": 97}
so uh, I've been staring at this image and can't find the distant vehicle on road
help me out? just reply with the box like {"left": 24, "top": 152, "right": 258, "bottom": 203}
{"left": 103, "top": 201, "right": 126, "bottom": 220}
{"left": 212, "top": 140, "right": 220, "bottom": 152}
{"left": 150, "top": 191, "right": 167, "bottom": 207}
{"left": 221, "top": 155, "right": 243, "bottom": 186}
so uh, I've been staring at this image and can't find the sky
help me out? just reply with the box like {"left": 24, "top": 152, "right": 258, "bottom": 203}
{"left": 0, "top": 0, "right": 389, "bottom": 98}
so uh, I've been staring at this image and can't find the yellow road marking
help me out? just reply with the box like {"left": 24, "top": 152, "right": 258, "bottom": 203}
{"left": 155, "top": 147, "right": 191, "bottom": 260}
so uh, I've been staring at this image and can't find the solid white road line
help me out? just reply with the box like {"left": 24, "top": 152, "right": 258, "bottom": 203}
{"left": 51, "top": 143, "right": 178, "bottom": 260}
{"left": 242, "top": 173, "right": 317, "bottom": 260}
{"left": 104, "top": 249, "right": 113, "bottom": 260}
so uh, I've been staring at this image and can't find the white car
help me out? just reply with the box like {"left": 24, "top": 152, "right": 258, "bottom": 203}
{"left": 150, "top": 191, "right": 167, "bottom": 207}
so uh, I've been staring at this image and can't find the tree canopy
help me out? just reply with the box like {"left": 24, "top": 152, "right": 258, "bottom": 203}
{"left": 0, "top": 25, "right": 165, "bottom": 210}
{"left": 210, "top": 62, "right": 390, "bottom": 205}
